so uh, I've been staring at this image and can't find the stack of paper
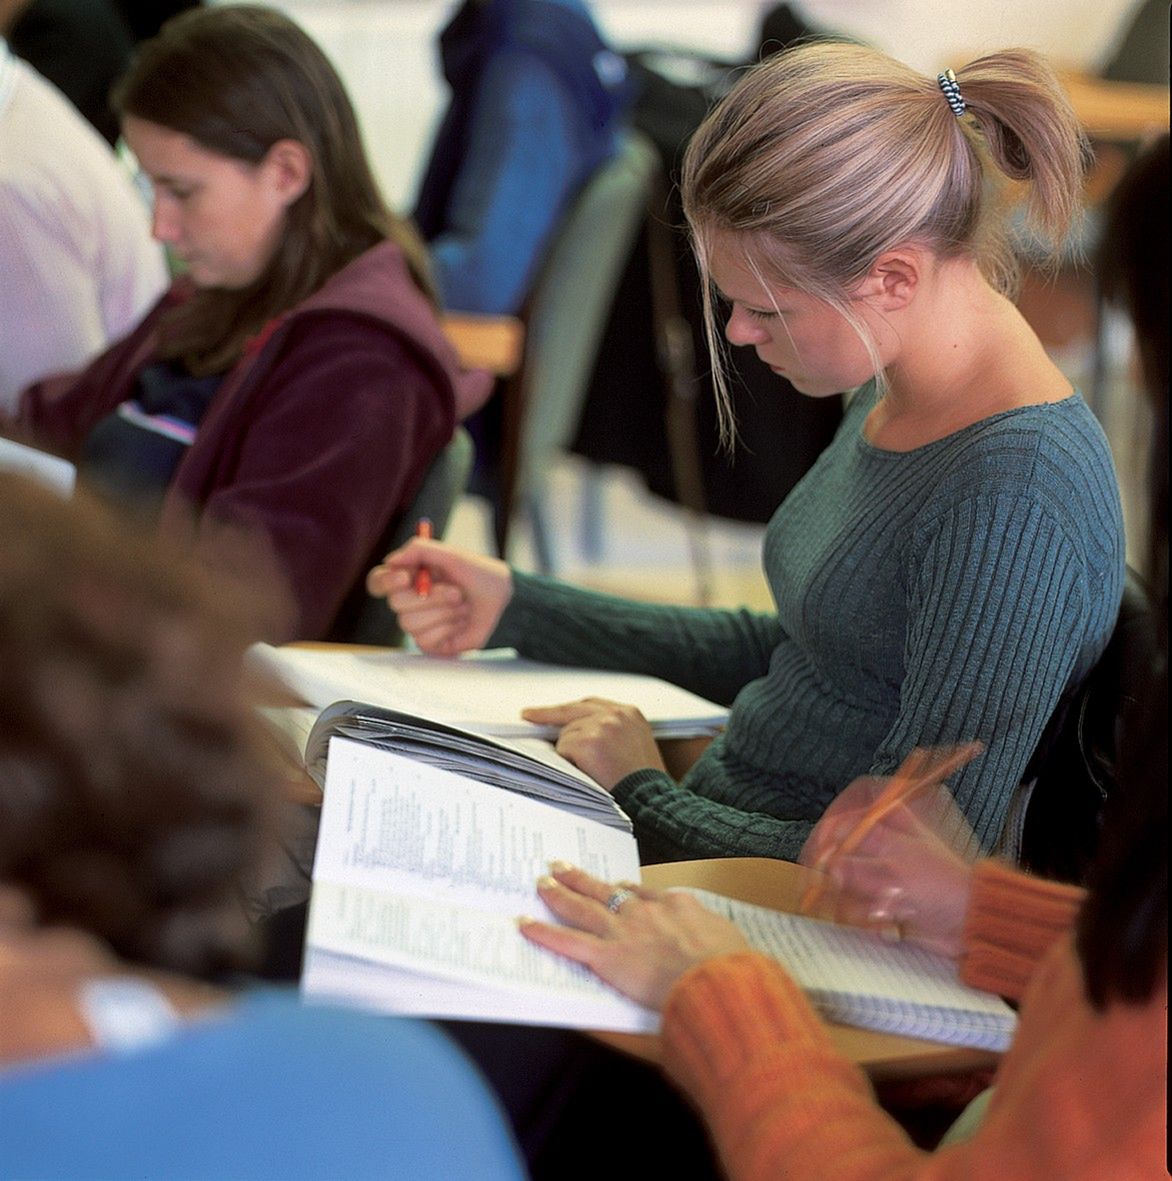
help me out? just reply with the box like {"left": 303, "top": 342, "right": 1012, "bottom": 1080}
{"left": 248, "top": 644, "right": 730, "bottom": 741}
{"left": 0, "top": 437, "right": 76, "bottom": 495}
{"left": 306, "top": 701, "right": 632, "bottom": 831}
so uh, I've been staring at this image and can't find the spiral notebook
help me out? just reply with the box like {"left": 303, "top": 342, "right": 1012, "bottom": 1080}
{"left": 685, "top": 890, "right": 1017, "bottom": 1051}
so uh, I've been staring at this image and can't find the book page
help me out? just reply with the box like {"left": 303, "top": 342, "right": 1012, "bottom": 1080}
{"left": 306, "top": 883, "right": 656, "bottom": 1031}
{"left": 249, "top": 643, "right": 728, "bottom": 738}
{"left": 305, "top": 738, "right": 653, "bottom": 1031}
{"left": 312, "top": 738, "right": 639, "bottom": 912}
{"left": 257, "top": 705, "right": 319, "bottom": 761}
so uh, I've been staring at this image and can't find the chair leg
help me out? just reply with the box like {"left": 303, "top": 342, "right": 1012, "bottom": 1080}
{"left": 578, "top": 463, "right": 606, "bottom": 564}
{"left": 528, "top": 493, "right": 557, "bottom": 574}
{"left": 682, "top": 512, "right": 716, "bottom": 607}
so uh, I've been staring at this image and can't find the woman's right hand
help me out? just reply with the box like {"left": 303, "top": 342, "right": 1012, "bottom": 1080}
{"left": 798, "top": 776, "right": 978, "bottom": 961}
{"left": 366, "top": 539, "right": 513, "bottom": 655}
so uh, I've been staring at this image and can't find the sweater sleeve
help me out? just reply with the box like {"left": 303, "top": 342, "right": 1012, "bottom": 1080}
{"left": 661, "top": 941, "right": 1167, "bottom": 1181}
{"left": 491, "top": 571, "right": 783, "bottom": 708}
{"left": 662, "top": 953, "right": 931, "bottom": 1181}
{"left": 869, "top": 493, "right": 1101, "bottom": 852}
{"left": 959, "top": 860, "right": 1084, "bottom": 1000}
{"left": 9, "top": 297, "right": 167, "bottom": 453}
{"left": 611, "top": 768, "right": 816, "bottom": 862}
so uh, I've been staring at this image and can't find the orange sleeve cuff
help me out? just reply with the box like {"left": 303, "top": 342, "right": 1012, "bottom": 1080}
{"left": 961, "top": 860, "right": 1085, "bottom": 1000}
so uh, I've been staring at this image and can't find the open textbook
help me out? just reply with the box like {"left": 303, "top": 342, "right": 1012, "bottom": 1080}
{"left": 248, "top": 643, "right": 730, "bottom": 741}
{"left": 303, "top": 740, "right": 1018, "bottom": 1051}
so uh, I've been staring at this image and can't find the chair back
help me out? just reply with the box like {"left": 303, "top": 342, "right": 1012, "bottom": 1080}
{"left": 495, "top": 130, "right": 658, "bottom": 561}
{"left": 1007, "top": 569, "right": 1160, "bottom": 883}
{"left": 345, "top": 426, "right": 474, "bottom": 646}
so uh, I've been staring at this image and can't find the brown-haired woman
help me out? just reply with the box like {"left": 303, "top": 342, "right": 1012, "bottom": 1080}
{"left": 0, "top": 472, "right": 523, "bottom": 1177}
{"left": 2, "top": 4, "right": 488, "bottom": 642}
{"left": 372, "top": 43, "right": 1124, "bottom": 866}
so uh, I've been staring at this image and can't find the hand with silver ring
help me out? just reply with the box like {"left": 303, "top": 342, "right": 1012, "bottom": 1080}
{"left": 520, "top": 861, "right": 750, "bottom": 1010}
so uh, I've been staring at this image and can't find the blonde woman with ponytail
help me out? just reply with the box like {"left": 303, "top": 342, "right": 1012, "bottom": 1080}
{"left": 372, "top": 43, "right": 1124, "bottom": 870}
{"left": 517, "top": 135, "right": 1167, "bottom": 1181}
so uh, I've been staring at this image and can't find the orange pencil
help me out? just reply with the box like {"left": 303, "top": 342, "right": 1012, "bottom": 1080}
{"left": 414, "top": 518, "right": 433, "bottom": 596}
{"left": 799, "top": 741, "right": 983, "bottom": 915}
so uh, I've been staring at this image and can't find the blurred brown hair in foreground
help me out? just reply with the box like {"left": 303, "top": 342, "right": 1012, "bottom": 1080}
{"left": 0, "top": 472, "right": 283, "bottom": 978}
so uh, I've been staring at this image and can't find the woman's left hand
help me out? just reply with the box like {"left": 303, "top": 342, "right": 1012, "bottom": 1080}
{"left": 518, "top": 863, "right": 750, "bottom": 1010}
{"left": 520, "top": 698, "right": 667, "bottom": 791}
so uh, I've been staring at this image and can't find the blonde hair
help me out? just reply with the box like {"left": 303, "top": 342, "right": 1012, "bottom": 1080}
{"left": 681, "top": 42, "right": 1089, "bottom": 441}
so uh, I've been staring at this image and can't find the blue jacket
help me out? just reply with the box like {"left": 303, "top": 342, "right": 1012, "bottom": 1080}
{"left": 414, "top": 0, "right": 633, "bottom": 314}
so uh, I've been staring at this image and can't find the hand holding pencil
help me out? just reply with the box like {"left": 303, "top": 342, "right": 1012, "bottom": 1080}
{"left": 797, "top": 743, "right": 983, "bottom": 960}
{"left": 366, "top": 534, "right": 514, "bottom": 657}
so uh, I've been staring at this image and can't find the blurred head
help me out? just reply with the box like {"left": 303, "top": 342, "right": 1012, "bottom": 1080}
{"left": 0, "top": 474, "right": 281, "bottom": 978}
{"left": 1097, "top": 133, "right": 1168, "bottom": 630}
{"left": 114, "top": 4, "right": 435, "bottom": 371}
{"left": 1077, "top": 134, "right": 1168, "bottom": 1010}
{"left": 681, "top": 42, "right": 1088, "bottom": 436}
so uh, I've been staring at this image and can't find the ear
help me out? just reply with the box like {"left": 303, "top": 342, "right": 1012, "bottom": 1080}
{"left": 263, "top": 139, "right": 313, "bottom": 207}
{"left": 856, "top": 248, "right": 921, "bottom": 312}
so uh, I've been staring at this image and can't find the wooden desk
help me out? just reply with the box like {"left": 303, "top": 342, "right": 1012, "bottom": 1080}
{"left": 441, "top": 313, "right": 524, "bottom": 377}
{"left": 1058, "top": 71, "right": 1169, "bottom": 140}
{"left": 593, "top": 858, "right": 1002, "bottom": 1082}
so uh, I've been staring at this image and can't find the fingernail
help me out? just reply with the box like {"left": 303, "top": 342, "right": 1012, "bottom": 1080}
{"left": 549, "top": 860, "right": 574, "bottom": 874}
{"left": 516, "top": 916, "right": 537, "bottom": 928}
{"left": 537, "top": 876, "right": 558, "bottom": 890}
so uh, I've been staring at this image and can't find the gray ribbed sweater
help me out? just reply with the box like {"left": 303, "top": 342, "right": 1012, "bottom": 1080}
{"left": 492, "top": 386, "right": 1124, "bottom": 862}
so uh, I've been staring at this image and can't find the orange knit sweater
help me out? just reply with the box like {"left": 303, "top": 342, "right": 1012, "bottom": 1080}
{"left": 661, "top": 861, "right": 1167, "bottom": 1181}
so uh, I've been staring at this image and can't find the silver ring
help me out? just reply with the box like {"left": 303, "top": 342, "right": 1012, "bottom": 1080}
{"left": 605, "top": 888, "right": 634, "bottom": 914}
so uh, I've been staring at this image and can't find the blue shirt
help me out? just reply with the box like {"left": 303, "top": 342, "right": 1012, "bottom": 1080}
{"left": 0, "top": 989, "right": 524, "bottom": 1180}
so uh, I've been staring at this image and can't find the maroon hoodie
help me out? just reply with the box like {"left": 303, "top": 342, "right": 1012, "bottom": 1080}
{"left": 12, "top": 241, "right": 490, "bottom": 640}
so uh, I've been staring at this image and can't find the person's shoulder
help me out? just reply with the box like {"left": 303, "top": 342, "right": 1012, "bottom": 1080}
{"left": 275, "top": 244, "right": 464, "bottom": 401}
{"left": 291, "top": 242, "right": 434, "bottom": 330}
{"left": 940, "top": 393, "right": 1116, "bottom": 489}
{"left": 915, "top": 394, "right": 1123, "bottom": 554}
{"left": 2, "top": 58, "right": 154, "bottom": 231}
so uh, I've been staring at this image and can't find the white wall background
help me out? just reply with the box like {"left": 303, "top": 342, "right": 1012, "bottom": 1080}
{"left": 220, "top": 0, "right": 1146, "bottom": 210}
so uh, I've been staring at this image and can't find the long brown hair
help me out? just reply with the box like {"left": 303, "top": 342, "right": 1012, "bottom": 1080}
{"left": 114, "top": 5, "right": 437, "bottom": 376}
